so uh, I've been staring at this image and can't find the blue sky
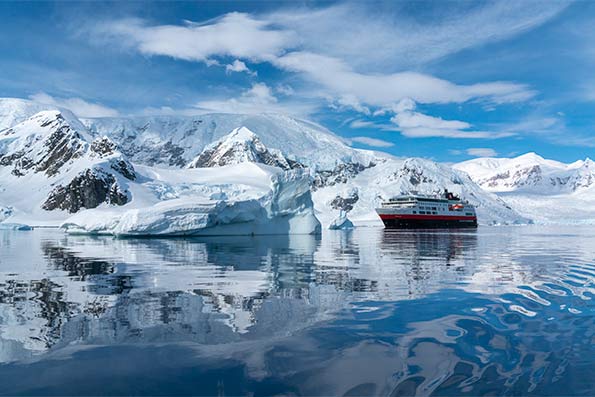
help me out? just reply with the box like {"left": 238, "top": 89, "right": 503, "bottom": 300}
{"left": 0, "top": 0, "right": 593, "bottom": 162}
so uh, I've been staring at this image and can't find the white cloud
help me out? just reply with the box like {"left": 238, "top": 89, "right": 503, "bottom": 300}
{"left": 193, "top": 82, "right": 314, "bottom": 115}
{"left": 83, "top": 3, "right": 568, "bottom": 128}
{"left": 388, "top": 99, "right": 512, "bottom": 139}
{"left": 89, "top": 7, "right": 541, "bottom": 111}
{"left": 392, "top": 111, "right": 470, "bottom": 131}
{"left": 91, "top": 2, "right": 567, "bottom": 72}
{"left": 393, "top": 98, "right": 416, "bottom": 113}
{"left": 275, "top": 84, "right": 294, "bottom": 96}
{"left": 349, "top": 120, "right": 376, "bottom": 129}
{"left": 242, "top": 82, "right": 277, "bottom": 104}
{"left": 499, "top": 115, "right": 562, "bottom": 138}
{"left": 225, "top": 59, "right": 256, "bottom": 75}
{"left": 349, "top": 113, "right": 509, "bottom": 139}
{"left": 466, "top": 148, "right": 498, "bottom": 157}
{"left": 29, "top": 92, "right": 119, "bottom": 118}
{"left": 350, "top": 136, "right": 394, "bottom": 148}
{"left": 273, "top": 51, "right": 535, "bottom": 108}
{"left": 269, "top": 2, "right": 569, "bottom": 71}
{"left": 93, "top": 13, "right": 294, "bottom": 63}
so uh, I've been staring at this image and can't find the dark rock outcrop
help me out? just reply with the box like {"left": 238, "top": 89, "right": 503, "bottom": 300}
{"left": 109, "top": 158, "right": 136, "bottom": 181}
{"left": 330, "top": 190, "right": 359, "bottom": 212}
{"left": 90, "top": 137, "right": 137, "bottom": 181}
{"left": 312, "top": 162, "right": 375, "bottom": 189}
{"left": 90, "top": 136, "right": 118, "bottom": 157}
{"left": 121, "top": 141, "right": 187, "bottom": 168}
{"left": 393, "top": 161, "right": 436, "bottom": 186}
{"left": 42, "top": 168, "right": 129, "bottom": 213}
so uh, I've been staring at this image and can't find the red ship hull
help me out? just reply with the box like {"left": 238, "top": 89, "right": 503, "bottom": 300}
{"left": 379, "top": 213, "right": 478, "bottom": 229}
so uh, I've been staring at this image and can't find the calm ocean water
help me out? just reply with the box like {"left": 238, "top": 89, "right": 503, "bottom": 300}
{"left": 1, "top": 226, "right": 594, "bottom": 396}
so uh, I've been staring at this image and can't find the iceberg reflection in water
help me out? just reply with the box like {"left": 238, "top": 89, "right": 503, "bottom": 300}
{"left": 1, "top": 227, "right": 595, "bottom": 395}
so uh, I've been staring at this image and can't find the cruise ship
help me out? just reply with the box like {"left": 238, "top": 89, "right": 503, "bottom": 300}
{"left": 376, "top": 190, "right": 478, "bottom": 229}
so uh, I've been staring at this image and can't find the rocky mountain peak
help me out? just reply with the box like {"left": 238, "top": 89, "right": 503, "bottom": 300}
{"left": 0, "top": 110, "right": 88, "bottom": 177}
{"left": 42, "top": 168, "right": 130, "bottom": 213}
{"left": 187, "top": 126, "right": 302, "bottom": 170}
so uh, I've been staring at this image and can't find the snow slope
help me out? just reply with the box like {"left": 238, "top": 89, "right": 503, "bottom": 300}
{"left": 455, "top": 153, "right": 595, "bottom": 224}
{"left": 314, "top": 157, "right": 528, "bottom": 227}
{"left": 82, "top": 112, "right": 375, "bottom": 169}
{"left": 1, "top": 98, "right": 374, "bottom": 169}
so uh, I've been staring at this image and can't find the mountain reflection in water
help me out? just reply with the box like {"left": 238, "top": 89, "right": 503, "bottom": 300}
{"left": 1, "top": 227, "right": 595, "bottom": 396}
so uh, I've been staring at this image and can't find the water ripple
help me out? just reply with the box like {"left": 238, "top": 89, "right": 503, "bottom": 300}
{"left": 1, "top": 226, "right": 595, "bottom": 395}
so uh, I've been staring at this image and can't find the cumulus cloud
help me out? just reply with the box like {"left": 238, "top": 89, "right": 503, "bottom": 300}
{"left": 225, "top": 59, "right": 256, "bottom": 75}
{"left": 466, "top": 148, "right": 498, "bottom": 157}
{"left": 193, "top": 82, "right": 314, "bottom": 115}
{"left": 29, "top": 92, "right": 119, "bottom": 118}
{"left": 350, "top": 136, "right": 394, "bottom": 148}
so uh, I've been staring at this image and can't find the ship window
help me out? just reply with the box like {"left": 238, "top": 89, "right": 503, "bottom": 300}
{"left": 466, "top": 212, "right": 473, "bottom": 216}
{"left": 432, "top": 212, "right": 437, "bottom": 214}
{"left": 412, "top": 211, "right": 417, "bottom": 214}
{"left": 419, "top": 211, "right": 426, "bottom": 214}
{"left": 432, "top": 207, "right": 437, "bottom": 210}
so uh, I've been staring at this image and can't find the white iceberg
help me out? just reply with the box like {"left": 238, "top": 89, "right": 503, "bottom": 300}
{"left": 0, "top": 222, "right": 32, "bottom": 230}
{"left": 328, "top": 212, "right": 354, "bottom": 230}
{"left": 62, "top": 164, "right": 321, "bottom": 236}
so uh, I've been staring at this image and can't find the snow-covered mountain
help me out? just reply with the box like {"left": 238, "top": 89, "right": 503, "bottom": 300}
{"left": 455, "top": 152, "right": 595, "bottom": 194}
{"left": 0, "top": 101, "right": 320, "bottom": 234}
{"left": 82, "top": 112, "right": 376, "bottom": 170}
{"left": 187, "top": 126, "right": 301, "bottom": 170}
{"left": 0, "top": 110, "right": 136, "bottom": 220}
{"left": 0, "top": 97, "right": 528, "bottom": 230}
{"left": 455, "top": 153, "right": 595, "bottom": 224}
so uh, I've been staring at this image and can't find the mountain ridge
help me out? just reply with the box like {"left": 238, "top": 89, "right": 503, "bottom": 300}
{"left": 455, "top": 153, "right": 595, "bottom": 224}
{"left": 455, "top": 152, "right": 595, "bottom": 194}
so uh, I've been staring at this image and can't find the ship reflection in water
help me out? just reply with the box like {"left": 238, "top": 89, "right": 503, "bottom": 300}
{"left": 1, "top": 227, "right": 595, "bottom": 395}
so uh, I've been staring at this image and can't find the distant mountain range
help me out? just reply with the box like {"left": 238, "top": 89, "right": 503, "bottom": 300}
{"left": 455, "top": 153, "right": 595, "bottom": 224}
{"left": 455, "top": 152, "right": 595, "bottom": 193}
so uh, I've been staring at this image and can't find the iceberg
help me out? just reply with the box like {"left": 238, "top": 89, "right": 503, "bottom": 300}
{"left": 328, "top": 212, "right": 354, "bottom": 230}
{"left": 0, "top": 222, "right": 32, "bottom": 231}
{"left": 62, "top": 165, "right": 321, "bottom": 236}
